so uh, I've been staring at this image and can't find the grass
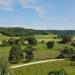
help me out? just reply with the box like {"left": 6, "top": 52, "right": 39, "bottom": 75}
{"left": 35, "top": 34, "right": 57, "bottom": 39}
{"left": 11, "top": 60, "right": 75, "bottom": 75}
{"left": 35, "top": 34, "right": 60, "bottom": 42}
{"left": 0, "top": 47, "right": 10, "bottom": 60}
{"left": 0, "top": 33, "right": 19, "bottom": 41}
{"left": 0, "top": 34, "right": 74, "bottom": 75}
{"left": 0, "top": 44, "right": 60, "bottom": 61}
{"left": 0, "top": 33, "right": 71, "bottom": 62}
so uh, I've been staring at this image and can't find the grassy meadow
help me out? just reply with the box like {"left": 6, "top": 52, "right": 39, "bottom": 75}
{"left": 11, "top": 60, "right": 75, "bottom": 75}
{"left": 0, "top": 33, "right": 75, "bottom": 75}
{"left": 0, "top": 34, "right": 60, "bottom": 61}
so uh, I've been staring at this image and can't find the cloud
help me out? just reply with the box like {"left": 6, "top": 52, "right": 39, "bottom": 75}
{"left": 0, "top": 0, "right": 45, "bottom": 17}
{"left": 19, "top": 0, "right": 45, "bottom": 17}
{"left": 33, "top": 6, "right": 45, "bottom": 17}
{"left": 0, "top": 0, "right": 45, "bottom": 16}
{"left": 0, "top": 0, "right": 14, "bottom": 11}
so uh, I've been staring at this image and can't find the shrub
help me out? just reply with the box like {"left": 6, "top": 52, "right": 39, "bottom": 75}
{"left": 8, "top": 45, "right": 23, "bottom": 64}
{"left": 26, "top": 36, "right": 37, "bottom": 46}
{"left": 1, "top": 40, "right": 9, "bottom": 47}
{"left": 71, "top": 41, "right": 75, "bottom": 47}
{"left": 24, "top": 45, "right": 35, "bottom": 62}
{"left": 0, "top": 58, "right": 9, "bottom": 75}
{"left": 48, "top": 69, "right": 68, "bottom": 75}
{"left": 59, "top": 46, "right": 75, "bottom": 59}
{"left": 47, "top": 41, "right": 54, "bottom": 48}
{"left": 40, "top": 40, "right": 45, "bottom": 43}
{"left": 59, "top": 35, "right": 72, "bottom": 44}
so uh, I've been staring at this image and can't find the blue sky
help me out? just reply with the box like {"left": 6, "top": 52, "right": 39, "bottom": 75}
{"left": 0, "top": 0, "right": 75, "bottom": 30}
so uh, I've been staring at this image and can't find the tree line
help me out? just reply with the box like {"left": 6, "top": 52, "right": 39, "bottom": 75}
{"left": 1, "top": 27, "right": 75, "bottom": 36}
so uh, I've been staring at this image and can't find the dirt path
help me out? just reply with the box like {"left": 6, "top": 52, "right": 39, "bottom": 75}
{"left": 10, "top": 59, "right": 64, "bottom": 69}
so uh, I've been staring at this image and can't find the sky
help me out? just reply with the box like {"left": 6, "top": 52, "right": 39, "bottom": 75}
{"left": 0, "top": 0, "right": 75, "bottom": 30}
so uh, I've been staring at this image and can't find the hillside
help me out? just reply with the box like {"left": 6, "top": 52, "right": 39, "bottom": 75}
{"left": 0, "top": 27, "right": 75, "bottom": 36}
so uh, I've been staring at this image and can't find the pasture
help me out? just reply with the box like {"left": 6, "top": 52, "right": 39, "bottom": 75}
{"left": 0, "top": 34, "right": 75, "bottom": 75}
{"left": 0, "top": 34, "right": 60, "bottom": 61}
{"left": 11, "top": 60, "right": 75, "bottom": 75}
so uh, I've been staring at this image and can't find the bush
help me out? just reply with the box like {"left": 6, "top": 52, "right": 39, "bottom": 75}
{"left": 71, "top": 41, "right": 75, "bottom": 47}
{"left": 1, "top": 40, "right": 9, "bottom": 47}
{"left": 59, "top": 35, "right": 72, "bottom": 44}
{"left": 47, "top": 41, "right": 54, "bottom": 48}
{"left": 59, "top": 46, "right": 75, "bottom": 59}
{"left": 26, "top": 36, "right": 37, "bottom": 46}
{"left": 0, "top": 58, "right": 9, "bottom": 75}
{"left": 8, "top": 45, "right": 23, "bottom": 64}
{"left": 24, "top": 45, "right": 35, "bottom": 62}
{"left": 40, "top": 40, "right": 45, "bottom": 43}
{"left": 48, "top": 69, "right": 68, "bottom": 75}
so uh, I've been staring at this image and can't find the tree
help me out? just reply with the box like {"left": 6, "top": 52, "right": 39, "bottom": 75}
{"left": 59, "top": 46, "right": 75, "bottom": 59}
{"left": 1, "top": 40, "right": 8, "bottom": 47}
{"left": 60, "top": 35, "right": 72, "bottom": 44}
{"left": 19, "top": 37, "right": 26, "bottom": 45}
{"left": 47, "top": 41, "right": 54, "bottom": 49}
{"left": 24, "top": 45, "right": 35, "bottom": 62}
{"left": 0, "top": 58, "right": 9, "bottom": 75}
{"left": 71, "top": 40, "right": 75, "bottom": 47}
{"left": 8, "top": 45, "right": 23, "bottom": 64}
{"left": 8, "top": 38, "right": 15, "bottom": 45}
{"left": 71, "top": 55, "right": 75, "bottom": 61}
{"left": 26, "top": 36, "right": 37, "bottom": 46}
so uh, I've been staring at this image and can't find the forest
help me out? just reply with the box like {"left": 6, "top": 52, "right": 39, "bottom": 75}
{"left": 0, "top": 27, "right": 75, "bottom": 36}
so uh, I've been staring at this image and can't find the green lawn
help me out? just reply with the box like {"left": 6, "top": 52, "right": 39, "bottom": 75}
{"left": 11, "top": 60, "right": 75, "bottom": 75}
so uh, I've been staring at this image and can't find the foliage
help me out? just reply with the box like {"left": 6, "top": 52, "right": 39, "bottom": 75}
{"left": 40, "top": 40, "right": 45, "bottom": 43}
{"left": 26, "top": 36, "right": 37, "bottom": 46}
{"left": 47, "top": 41, "right": 54, "bottom": 48}
{"left": 71, "top": 40, "right": 75, "bottom": 47}
{"left": 8, "top": 45, "right": 23, "bottom": 64}
{"left": 0, "top": 27, "right": 48, "bottom": 36}
{"left": 24, "top": 45, "right": 35, "bottom": 61}
{"left": 59, "top": 46, "right": 75, "bottom": 59}
{"left": 1, "top": 40, "right": 9, "bottom": 47}
{"left": 60, "top": 35, "right": 72, "bottom": 44}
{"left": 1, "top": 27, "right": 75, "bottom": 37}
{"left": 0, "top": 58, "right": 9, "bottom": 75}
{"left": 48, "top": 69, "right": 68, "bottom": 75}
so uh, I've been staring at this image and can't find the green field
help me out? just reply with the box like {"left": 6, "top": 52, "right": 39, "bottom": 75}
{"left": 11, "top": 60, "right": 75, "bottom": 75}
{"left": 0, "top": 34, "right": 74, "bottom": 61}
{"left": 0, "top": 34, "right": 75, "bottom": 75}
{"left": 0, "top": 33, "right": 19, "bottom": 41}
{"left": 0, "top": 34, "right": 61, "bottom": 61}
{"left": 35, "top": 34, "right": 60, "bottom": 42}
{"left": 0, "top": 43, "right": 60, "bottom": 61}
